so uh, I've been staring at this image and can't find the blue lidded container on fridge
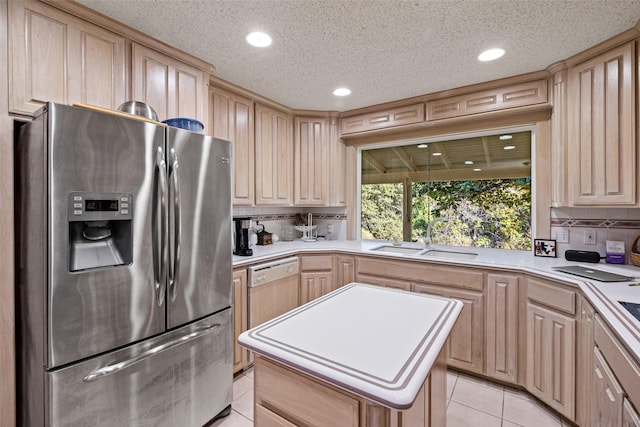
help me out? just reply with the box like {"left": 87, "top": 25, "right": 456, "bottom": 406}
{"left": 162, "top": 117, "right": 204, "bottom": 132}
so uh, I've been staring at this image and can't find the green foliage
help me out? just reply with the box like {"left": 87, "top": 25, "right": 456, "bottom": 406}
{"left": 361, "top": 183, "right": 403, "bottom": 241}
{"left": 362, "top": 179, "right": 531, "bottom": 250}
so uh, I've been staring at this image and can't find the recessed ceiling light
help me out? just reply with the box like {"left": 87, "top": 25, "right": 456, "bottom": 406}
{"left": 417, "top": 144, "right": 428, "bottom": 148}
{"left": 432, "top": 152, "right": 442, "bottom": 156}
{"left": 246, "top": 31, "right": 272, "bottom": 47}
{"left": 478, "top": 48, "right": 505, "bottom": 62}
{"left": 499, "top": 134, "right": 513, "bottom": 140}
{"left": 503, "top": 145, "right": 516, "bottom": 150}
{"left": 333, "top": 87, "right": 351, "bottom": 97}
{"left": 465, "top": 160, "right": 474, "bottom": 165}
{"left": 473, "top": 168, "right": 482, "bottom": 172}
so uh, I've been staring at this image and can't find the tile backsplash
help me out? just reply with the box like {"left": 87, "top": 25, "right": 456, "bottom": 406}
{"left": 232, "top": 206, "right": 348, "bottom": 242}
{"left": 550, "top": 207, "right": 640, "bottom": 263}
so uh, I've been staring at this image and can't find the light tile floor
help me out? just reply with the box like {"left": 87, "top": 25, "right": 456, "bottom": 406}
{"left": 211, "top": 368, "right": 572, "bottom": 427}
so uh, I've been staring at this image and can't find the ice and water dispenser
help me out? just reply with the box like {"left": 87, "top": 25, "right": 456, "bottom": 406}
{"left": 68, "top": 192, "right": 133, "bottom": 271}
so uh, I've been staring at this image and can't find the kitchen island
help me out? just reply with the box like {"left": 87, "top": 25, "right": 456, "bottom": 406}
{"left": 238, "top": 283, "right": 463, "bottom": 426}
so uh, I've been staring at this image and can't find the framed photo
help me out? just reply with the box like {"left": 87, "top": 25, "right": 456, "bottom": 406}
{"left": 534, "top": 239, "right": 557, "bottom": 257}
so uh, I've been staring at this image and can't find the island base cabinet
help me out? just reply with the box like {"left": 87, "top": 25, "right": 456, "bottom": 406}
{"left": 254, "top": 356, "right": 360, "bottom": 427}
{"left": 254, "top": 352, "right": 447, "bottom": 427}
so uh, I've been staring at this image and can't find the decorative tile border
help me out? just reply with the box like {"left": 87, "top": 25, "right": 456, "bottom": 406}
{"left": 240, "top": 212, "right": 348, "bottom": 221}
{"left": 551, "top": 218, "right": 640, "bottom": 229}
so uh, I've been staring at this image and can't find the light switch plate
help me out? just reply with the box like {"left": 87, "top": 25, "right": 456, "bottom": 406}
{"left": 552, "top": 227, "right": 569, "bottom": 243}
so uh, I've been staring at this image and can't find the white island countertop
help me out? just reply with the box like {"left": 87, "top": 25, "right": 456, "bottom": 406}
{"left": 238, "top": 282, "right": 463, "bottom": 410}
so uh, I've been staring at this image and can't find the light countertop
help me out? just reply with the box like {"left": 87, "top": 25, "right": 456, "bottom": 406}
{"left": 238, "top": 282, "right": 463, "bottom": 409}
{"left": 233, "top": 239, "right": 640, "bottom": 367}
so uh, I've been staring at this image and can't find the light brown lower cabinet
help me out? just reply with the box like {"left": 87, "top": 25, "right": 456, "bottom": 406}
{"left": 485, "top": 273, "right": 519, "bottom": 383}
{"left": 299, "top": 255, "right": 335, "bottom": 304}
{"left": 413, "top": 283, "right": 484, "bottom": 374}
{"left": 623, "top": 398, "right": 640, "bottom": 427}
{"left": 576, "top": 296, "right": 596, "bottom": 427}
{"left": 232, "top": 269, "right": 248, "bottom": 374}
{"left": 525, "top": 302, "right": 575, "bottom": 419}
{"left": 593, "top": 346, "right": 624, "bottom": 427}
{"left": 336, "top": 255, "right": 356, "bottom": 288}
{"left": 253, "top": 350, "right": 446, "bottom": 427}
{"left": 594, "top": 314, "right": 640, "bottom": 427}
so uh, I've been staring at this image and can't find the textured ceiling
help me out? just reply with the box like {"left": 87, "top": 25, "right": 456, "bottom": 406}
{"left": 76, "top": 0, "right": 640, "bottom": 112}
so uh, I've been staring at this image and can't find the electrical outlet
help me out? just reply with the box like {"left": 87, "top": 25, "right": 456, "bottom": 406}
{"left": 585, "top": 230, "right": 596, "bottom": 245}
{"left": 552, "top": 227, "right": 569, "bottom": 243}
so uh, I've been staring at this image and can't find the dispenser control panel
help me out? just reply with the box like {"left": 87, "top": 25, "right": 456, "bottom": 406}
{"left": 68, "top": 192, "right": 133, "bottom": 221}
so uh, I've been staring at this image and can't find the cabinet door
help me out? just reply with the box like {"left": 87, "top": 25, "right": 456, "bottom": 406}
{"left": 232, "top": 269, "right": 248, "bottom": 373}
{"left": 210, "top": 87, "right": 255, "bottom": 205}
{"left": 413, "top": 283, "right": 484, "bottom": 374}
{"left": 336, "top": 255, "right": 355, "bottom": 288}
{"left": 623, "top": 398, "right": 640, "bottom": 427}
{"left": 132, "top": 43, "right": 207, "bottom": 124}
{"left": 255, "top": 104, "right": 293, "bottom": 205}
{"left": 526, "top": 303, "right": 575, "bottom": 419}
{"left": 592, "top": 347, "right": 624, "bottom": 427}
{"left": 328, "top": 115, "right": 347, "bottom": 206}
{"left": 486, "top": 274, "right": 519, "bottom": 383}
{"left": 294, "top": 117, "right": 328, "bottom": 205}
{"left": 9, "top": 0, "right": 126, "bottom": 114}
{"left": 300, "top": 272, "right": 334, "bottom": 304}
{"left": 577, "top": 296, "right": 596, "bottom": 427}
{"left": 567, "top": 42, "right": 636, "bottom": 205}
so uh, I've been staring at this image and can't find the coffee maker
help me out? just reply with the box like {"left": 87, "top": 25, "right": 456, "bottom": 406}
{"left": 233, "top": 217, "right": 253, "bottom": 256}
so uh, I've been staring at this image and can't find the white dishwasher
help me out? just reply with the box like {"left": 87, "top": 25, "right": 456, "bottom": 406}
{"left": 248, "top": 257, "right": 300, "bottom": 330}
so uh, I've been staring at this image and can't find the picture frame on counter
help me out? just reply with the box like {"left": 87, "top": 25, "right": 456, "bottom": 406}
{"left": 534, "top": 239, "right": 556, "bottom": 257}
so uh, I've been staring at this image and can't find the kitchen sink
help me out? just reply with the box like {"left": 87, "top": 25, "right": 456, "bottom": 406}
{"left": 370, "top": 245, "right": 424, "bottom": 255}
{"left": 419, "top": 249, "right": 478, "bottom": 260}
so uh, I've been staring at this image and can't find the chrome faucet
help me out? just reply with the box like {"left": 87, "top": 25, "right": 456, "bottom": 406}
{"left": 424, "top": 217, "right": 448, "bottom": 248}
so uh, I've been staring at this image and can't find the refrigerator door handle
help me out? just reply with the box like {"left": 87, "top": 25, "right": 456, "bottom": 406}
{"left": 154, "top": 146, "right": 169, "bottom": 307}
{"left": 168, "top": 148, "right": 181, "bottom": 302}
{"left": 82, "top": 322, "right": 221, "bottom": 382}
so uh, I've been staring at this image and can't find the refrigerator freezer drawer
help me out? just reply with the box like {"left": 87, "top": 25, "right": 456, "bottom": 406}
{"left": 44, "top": 310, "right": 232, "bottom": 427}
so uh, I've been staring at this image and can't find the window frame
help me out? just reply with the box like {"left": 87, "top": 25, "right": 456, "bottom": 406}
{"left": 356, "top": 125, "right": 537, "bottom": 248}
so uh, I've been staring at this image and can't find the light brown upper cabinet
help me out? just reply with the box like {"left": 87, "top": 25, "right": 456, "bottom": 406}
{"left": 210, "top": 86, "right": 255, "bottom": 205}
{"left": 567, "top": 42, "right": 636, "bottom": 206}
{"left": 255, "top": 104, "right": 293, "bottom": 206}
{"left": 294, "top": 116, "right": 329, "bottom": 205}
{"left": 8, "top": 0, "right": 127, "bottom": 115}
{"left": 340, "top": 103, "right": 425, "bottom": 135}
{"left": 132, "top": 43, "right": 208, "bottom": 126}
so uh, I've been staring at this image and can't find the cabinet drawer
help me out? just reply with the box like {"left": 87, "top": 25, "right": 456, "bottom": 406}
{"left": 255, "top": 403, "right": 297, "bottom": 427}
{"left": 595, "top": 315, "right": 640, "bottom": 410}
{"left": 254, "top": 357, "right": 360, "bottom": 427}
{"left": 526, "top": 277, "right": 575, "bottom": 315}
{"left": 300, "top": 255, "right": 334, "bottom": 271}
{"left": 356, "top": 273, "right": 411, "bottom": 291}
{"left": 357, "top": 257, "right": 484, "bottom": 291}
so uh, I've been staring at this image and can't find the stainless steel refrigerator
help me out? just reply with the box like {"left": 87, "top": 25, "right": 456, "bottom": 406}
{"left": 16, "top": 103, "right": 233, "bottom": 426}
